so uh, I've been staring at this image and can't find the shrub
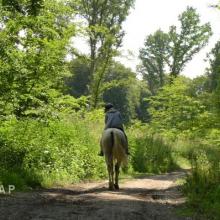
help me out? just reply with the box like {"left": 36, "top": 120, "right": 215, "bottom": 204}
{"left": 128, "top": 124, "right": 178, "bottom": 174}
{"left": 184, "top": 144, "right": 220, "bottom": 219}
{"left": 0, "top": 112, "right": 106, "bottom": 189}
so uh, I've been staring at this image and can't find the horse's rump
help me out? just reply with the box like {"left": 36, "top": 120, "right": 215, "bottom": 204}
{"left": 101, "top": 128, "right": 127, "bottom": 166}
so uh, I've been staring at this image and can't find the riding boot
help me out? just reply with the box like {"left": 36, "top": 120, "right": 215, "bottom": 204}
{"left": 98, "top": 150, "right": 104, "bottom": 156}
{"left": 99, "top": 139, "right": 104, "bottom": 156}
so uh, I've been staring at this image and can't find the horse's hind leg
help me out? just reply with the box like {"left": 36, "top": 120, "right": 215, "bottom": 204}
{"left": 114, "top": 162, "right": 120, "bottom": 190}
{"left": 107, "top": 159, "right": 114, "bottom": 190}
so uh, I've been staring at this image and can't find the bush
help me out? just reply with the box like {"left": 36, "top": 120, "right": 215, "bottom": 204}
{"left": 183, "top": 143, "right": 220, "bottom": 219}
{"left": 0, "top": 112, "right": 106, "bottom": 189}
{"left": 128, "top": 123, "right": 178, "bottom": 174}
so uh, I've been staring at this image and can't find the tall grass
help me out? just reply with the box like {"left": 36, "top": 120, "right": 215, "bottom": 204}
{"left": 3, "top": 112, "right": 220, "bottom": 220}
{"left": 183, "top": 144, "right": 220, "bottom": 219}
{"left": 0, "top": 115, "right": 181, "bottom": 190}
{"left": 128, "top": 123, "right": 220, "bottom": 219}
{"left": 0, "top": 111, "right": 106, "bottom": 189}
{"left": 128, "top": 124, "right": 178, "bottom": 174}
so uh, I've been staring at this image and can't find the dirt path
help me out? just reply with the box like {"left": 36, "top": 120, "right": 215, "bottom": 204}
{"left": 0, "top": 171, "right": 190, "bottom": 220}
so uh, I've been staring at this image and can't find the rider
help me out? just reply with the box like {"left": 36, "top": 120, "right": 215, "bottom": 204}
{"left": 99, "top": 103, "right": 129, "bottom": 156}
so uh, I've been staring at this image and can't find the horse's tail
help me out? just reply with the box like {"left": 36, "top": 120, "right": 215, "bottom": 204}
{"left": 111, "top": 130, "right": 114, "bottom": 149}
{"left": 112, "top": 130, "right": 128, "bottom": 166}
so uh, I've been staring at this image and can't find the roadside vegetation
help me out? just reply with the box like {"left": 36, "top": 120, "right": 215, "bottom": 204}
{"left": 0, "top": 1, "right": 220, "bottom": 219}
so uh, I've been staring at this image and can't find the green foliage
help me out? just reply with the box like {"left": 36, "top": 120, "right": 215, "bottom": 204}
{"left": 74, "top": 0, "right": 135, "bottom": 108}
{"left": 0, "top": 0, "right": 76, "bottom": 117}
{"left": 168, "top": 7, "right": 212, "bottom": 77}
{"left": 66, "top": 58, "right": 90, "bottom": 97}
{"left": 149, "top": 77, "right": 206, "bottom": 133}
{"left": 206, "top": 41, "right": 220, "bottom": 92}
{"left": 139, "top": 30, "right": 169, "bottom": 94}
{"left": 183, "top": 145, "right": 220, "bottom": 219}
{"left": 103, "top": 62, "right": 147, "bottom": 123}
{"left": 139, "top": 7, "right": 212, "bottom": 93}
{"left": 135, "top": 82, "right": 151, "bottom": 123}
{"left": 128, "top": 124, "right": 178, "bottom": 174}
{"left": 1, "top": 0, "right": 44, "bottom": 15}
{"left": 0, "top": 112, "right": 106, "bottom": 188}
{"left": 66, "top": 60, "right": 151, "bottom": 123}
{"left": 206, "top": 40, "right": 220, "bottom": 116}
{"left": 145, "top": 70, "right": 220, "bottom": 218}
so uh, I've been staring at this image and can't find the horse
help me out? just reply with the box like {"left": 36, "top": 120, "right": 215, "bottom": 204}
{"left": 100, "top": 128, "right": 128, "bottom": 190}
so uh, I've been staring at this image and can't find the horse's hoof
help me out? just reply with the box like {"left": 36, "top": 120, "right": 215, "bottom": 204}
{"left": 114, "top": 184, "right": 119, "bottom": 190}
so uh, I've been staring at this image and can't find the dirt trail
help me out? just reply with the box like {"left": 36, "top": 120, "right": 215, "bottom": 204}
{"left": 0, "top": 171, "right": 191, "bottom": 220}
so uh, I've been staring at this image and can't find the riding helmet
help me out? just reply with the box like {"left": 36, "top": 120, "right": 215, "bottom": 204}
{"left": 104, "top": 103, "right": 114, "bottom": 112}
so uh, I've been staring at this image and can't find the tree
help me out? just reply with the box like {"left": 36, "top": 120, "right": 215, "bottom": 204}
{"left": 206, "top": 41, "right": 220, "bottom": 115}
{"left": 168, "top": 7, "right": 212, "bottom": 77}
{"left": 0, "top": 0, "right": 76, "bottom": 117}
{"left": 73, "top": 0, "right": 134, "bottom": 108}
{"left": 102, "top": 62, "right": 138, "bottom": 123}
{"left": 135, "top": 81, "right": 151, "bottom": 123}
{"left": 206, "top": 41, "right": 220, "bottom": 92}
{"left": 139, "top": 30, "right": 170, "bottom": 94}
{"left": 65, "top": 59, "right": 151, "bottom": 123}
{"left": 1, "top": 0, "right": 44, "bottom": 15}
{"left": 66, "top": 58, "right": 90, "bottom": 98}
{"left": 148, "top": 77, "right": 208, "bottom": 134}
{"left": 139, "top": 7, "right": 212, "bottom": 92}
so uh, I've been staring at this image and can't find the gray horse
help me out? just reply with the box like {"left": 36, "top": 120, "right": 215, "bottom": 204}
{"left": 100, "top": 128, "right": 128, "bottom": 190}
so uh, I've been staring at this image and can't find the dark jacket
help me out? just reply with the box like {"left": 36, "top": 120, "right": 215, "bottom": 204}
{"left": 105, "top": 108, "right": 124, "bottom": 131}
